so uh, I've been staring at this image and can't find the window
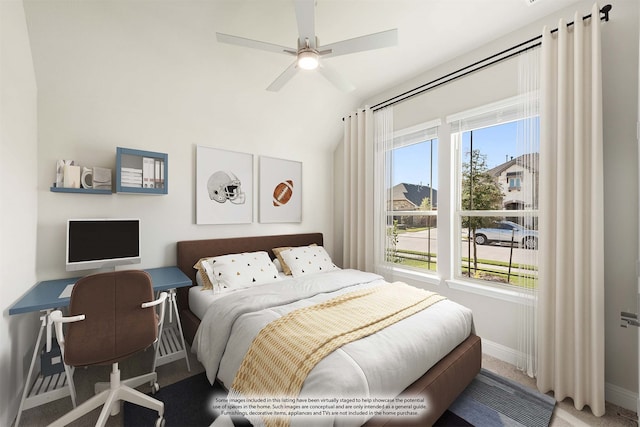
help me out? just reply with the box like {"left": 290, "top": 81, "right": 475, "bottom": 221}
{"left": 507, "top": 172, "right": 522, "bottom": 191}
{"left": 450, "top": 95, "right": 539, "bottom": 289}
{"left": 383, "top": 121, "right": 439, "bottom": 273}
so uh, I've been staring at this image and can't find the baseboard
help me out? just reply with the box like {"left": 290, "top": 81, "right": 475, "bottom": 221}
{"left": 482, "top": 338, "right": 638, "bottom": 413}
{"left": 481, "top": 338, "right": 521, "bottom": 365}
{"left": 605, "top": 382, "right": 638, "bottom": 413}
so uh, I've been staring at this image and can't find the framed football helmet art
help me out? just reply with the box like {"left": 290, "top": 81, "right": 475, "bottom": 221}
{"left": 196, "top": 146, "right": 253, "bottom": 224}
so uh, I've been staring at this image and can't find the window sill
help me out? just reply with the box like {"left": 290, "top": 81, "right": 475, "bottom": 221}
{"left": 386, "top": 266, "right": 442, "bottom": 287}
{"left": 445, "top": 279, "right": 535, "bottom": 306}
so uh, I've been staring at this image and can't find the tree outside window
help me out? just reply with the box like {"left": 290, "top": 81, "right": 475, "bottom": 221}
{"left": 461, "top": 148, "right": 503, "bottom": 274}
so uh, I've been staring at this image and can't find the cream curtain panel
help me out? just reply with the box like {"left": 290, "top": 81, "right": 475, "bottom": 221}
{"left": 343, "top": 108, "right": 375, "bottom": 271}
{"left": 537, "top": 3, "right": 605, "bottom": 416}
{"left": 342, "top": 107, "right": 392, "bottom": 275}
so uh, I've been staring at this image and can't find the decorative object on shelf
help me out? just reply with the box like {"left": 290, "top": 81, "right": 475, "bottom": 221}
{"left": 55, "top": 159, "right": 74, "bottom": 188}
{"left": 196, "top": 146, "right": 253, "bottom": 225}
{"left": 116, "top": 147, "right": 167, "bottom": 194}
{"left": 80, "top": 167, "right": 93, "bottom": 189}
{"left": 92, "top": 167, "right": 112, "bottom": 191}
{"left": 51, "top": 165, "right": 112, "bottom": 194}
{"left": 63, "top": 165, "right": 81, "bottom": 188}
{"left": 143, "top": 157, "right": 155, "bottom": 188}
{"left": 121, "top": 166, "right": 143, "bottom": 188}
{"left": 259, "top": 156, "right": 302, "bottom": 223}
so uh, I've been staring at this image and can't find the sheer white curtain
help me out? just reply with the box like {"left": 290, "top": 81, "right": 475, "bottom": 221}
{"left": 374, "top": 107, "right": 394, "bottom": 277}
{"left": 516, "top": 47, "right": 540, "bottom": 379}
{"left": 342, "top": 106, "right": 392, "bottom": 274}
{"left": 537, "top": 4, "right": 605, "bottom": 416}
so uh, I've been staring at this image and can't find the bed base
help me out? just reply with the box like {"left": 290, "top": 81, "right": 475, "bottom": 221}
{"left": 362, "top": 333, "right": 481, "bottom": 426}
{"left": 175, "top": 233, "right": 481, "bottom": 425}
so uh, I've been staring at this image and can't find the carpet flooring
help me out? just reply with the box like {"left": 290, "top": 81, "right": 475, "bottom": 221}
{"left": 124, "top": 368, "right": 555, "bottom": 427}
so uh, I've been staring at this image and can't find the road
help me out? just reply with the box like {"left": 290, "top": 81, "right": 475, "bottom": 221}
{"left": 396, "top": 229, "right": 537, "bottom": 266}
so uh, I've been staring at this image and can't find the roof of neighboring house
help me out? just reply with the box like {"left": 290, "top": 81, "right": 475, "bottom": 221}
{"left": 488, "top": 153, "right": 539, "bottom": 177}
{"left": 391, "top": 183, "right": 438, "bottom": 208}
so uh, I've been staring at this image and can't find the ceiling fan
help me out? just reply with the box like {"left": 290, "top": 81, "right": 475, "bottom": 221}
{"left": 216, "top": 0, "right": 398, "bottom": 92}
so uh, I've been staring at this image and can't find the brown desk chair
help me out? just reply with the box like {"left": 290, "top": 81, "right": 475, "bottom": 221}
{"left": 49, "top": 270, "right": 167, "bottom": 427}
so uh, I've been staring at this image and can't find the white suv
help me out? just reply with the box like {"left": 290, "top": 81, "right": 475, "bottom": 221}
{"left": 473, "top": 220, "right": 538, "bottom": 250}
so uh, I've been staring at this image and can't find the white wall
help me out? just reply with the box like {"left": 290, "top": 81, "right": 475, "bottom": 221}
{"left": 0, "top": 1, "right": 39, "bottom": 426}
{"left": 335, "top": 0, "right": 640, "bottom": 411}
{"left": 1, "top": 1, "right": 353, "bottom": 424}
{"left": 21, "top": 1, "right": 351, "bottom": 282}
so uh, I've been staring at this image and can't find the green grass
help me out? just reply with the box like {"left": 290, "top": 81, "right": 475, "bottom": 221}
{"left": 397, "top": 226, "right": 430, "bottom": 234}
{"left": 397, "top": 258, "right": 437, "bottom": 271}
{"left": 388, "top": 250, "right": 538, "bottom": 288}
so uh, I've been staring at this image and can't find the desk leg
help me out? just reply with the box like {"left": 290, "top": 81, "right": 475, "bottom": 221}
{"left": 14, "top": 311, "right": 76, "bottom": 427}
{"left": 153, "top": 289, "right": 190, "bottom": 373}
{"left": 13, "top": 313, "right": 46, "bottom": 427}
{"left": 169, "top": 289, "right": 191, "bottom": 372}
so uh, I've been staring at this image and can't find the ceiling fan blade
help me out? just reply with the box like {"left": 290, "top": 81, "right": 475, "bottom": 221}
{"left": 267, "top": 61, "right": 299, "bottom": 92}
{"left": 294, "top": 0, "right": 316, "bottom": 48}
{"left": 317, "top": 63, "right": 355, "bottom": 93}
{"left": 216, "top": 32, "right": 296, "bottom": 56}
{"left": 320, "top": 28, "right": 398, "bottom": 58}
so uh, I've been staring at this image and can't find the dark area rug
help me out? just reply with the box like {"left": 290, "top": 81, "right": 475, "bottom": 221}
{"left": 123, "top": 373, "right": 229, "bottom": 427}
{"left": 436, "top": 369, "right": 556, "bottom": 427}
{"left": 124, "top": 368, "right": 554, "bottom": 427}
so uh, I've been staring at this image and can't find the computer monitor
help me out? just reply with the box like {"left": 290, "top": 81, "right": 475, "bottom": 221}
{"left": 66, "top": 218, "right": 141, "bottom": 271}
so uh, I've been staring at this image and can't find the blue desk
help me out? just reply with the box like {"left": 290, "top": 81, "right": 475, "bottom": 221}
{"left": 9, "top": 266, "right": 190, "bottom": 315}
{"left": 10, "top": 266, "right": 192, "bottom": 427}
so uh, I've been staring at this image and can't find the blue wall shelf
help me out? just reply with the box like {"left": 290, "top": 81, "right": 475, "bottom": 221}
{"left": 116, "top": 147, "right": 168, "bottom": 195}
{"left": 50, "top": 186, "right": 112, "bottom": 195}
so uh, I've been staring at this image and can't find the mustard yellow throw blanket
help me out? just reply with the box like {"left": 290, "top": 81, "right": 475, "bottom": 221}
{"left": 229, "top": 282, "right": 446, "bottom": 427}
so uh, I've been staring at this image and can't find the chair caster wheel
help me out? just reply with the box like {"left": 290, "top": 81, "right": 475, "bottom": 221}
{"left": 151, "top": 382, "right": 160, "bottom": 394}
{"left": 155, "top": 416, "right": 165, "bottom": 427}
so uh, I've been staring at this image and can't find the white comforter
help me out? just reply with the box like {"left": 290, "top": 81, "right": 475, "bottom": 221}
{"left": 193, "top": 269, "right": 473, "bottom": 427}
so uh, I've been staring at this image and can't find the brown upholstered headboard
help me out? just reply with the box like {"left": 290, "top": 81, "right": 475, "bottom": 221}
{"left": 175, "top": 233, "right": 323, "bottom": 314}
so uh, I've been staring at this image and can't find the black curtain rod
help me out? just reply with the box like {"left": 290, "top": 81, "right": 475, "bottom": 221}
{"left": 369, "top": 4, "right": 612, "bottom": 112}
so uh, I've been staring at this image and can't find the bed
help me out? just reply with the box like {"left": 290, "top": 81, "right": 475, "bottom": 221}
{"left": 176, "top": 233, "right": 481, "bottom": 426}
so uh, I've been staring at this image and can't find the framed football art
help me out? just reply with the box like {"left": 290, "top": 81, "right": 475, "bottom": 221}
{"left": 259, "top": 156, "right": 302, "bottom": 223}
{"left": 196, "top": 146, "right": 253, "bottom": 225}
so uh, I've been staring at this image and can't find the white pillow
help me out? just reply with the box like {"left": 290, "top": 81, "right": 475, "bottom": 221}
{"left": 194, "top": 257, "right": 232, "bottom": 293}
{"left": 272, "top": 257, "right": 284, "bottom": 273}
{"left": 210, "top": 251, "right": 281, "bottom": 289}
{"left": 280, "top": 246, "right": 340, "bottom": 278}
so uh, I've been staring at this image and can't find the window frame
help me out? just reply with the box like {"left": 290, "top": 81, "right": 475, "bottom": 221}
{"left": 449, "top": 94, "right": 539, "bottom": 291}
{"left": 374, "top": 95, "right": 539, "bottom": 304}
{"left": 382, "top": 119, "right": 440, "bottom": 276}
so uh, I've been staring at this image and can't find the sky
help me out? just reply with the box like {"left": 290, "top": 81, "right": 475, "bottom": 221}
{"left": 392, "top": 118, "right": 540, "bottom": 189}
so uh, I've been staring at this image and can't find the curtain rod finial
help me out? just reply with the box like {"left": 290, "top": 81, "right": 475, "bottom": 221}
{"left": 600, "top": 4, "right": 612, "bottom": 22}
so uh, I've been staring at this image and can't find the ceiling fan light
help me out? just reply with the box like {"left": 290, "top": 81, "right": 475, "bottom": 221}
{"left": 298, "top": 50, "right": 319, "bottom": 70}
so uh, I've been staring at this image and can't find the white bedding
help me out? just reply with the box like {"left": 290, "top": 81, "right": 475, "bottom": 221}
{"left": 192, "top": 269, "right": 473, "bottom": 427}
{"left": 191, "top": 272, "right": 290, "bottom": 319}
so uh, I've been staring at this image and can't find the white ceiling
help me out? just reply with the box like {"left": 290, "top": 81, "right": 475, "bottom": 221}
{"left": 210, "top": 0, "right": 587, "bottom": 95}
{"left": 23, "top": 0, "right": 586, "bottom": 150}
